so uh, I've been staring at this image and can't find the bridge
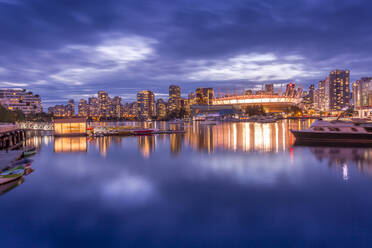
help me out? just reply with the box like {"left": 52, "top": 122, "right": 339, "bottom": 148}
{"left": 212, "top": 94, "right": 301, "bottom": 112}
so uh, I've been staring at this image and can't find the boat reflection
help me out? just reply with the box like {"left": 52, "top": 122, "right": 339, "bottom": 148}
{"left": 0, "top": 177, "right": 24, "bottom": 196}
{"left": 309, "top": 146, "right": 372, "bottom": 179}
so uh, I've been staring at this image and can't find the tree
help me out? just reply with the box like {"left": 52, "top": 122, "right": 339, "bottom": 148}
{"left": 243, "top": 105, "right": 265, "bottom": 116}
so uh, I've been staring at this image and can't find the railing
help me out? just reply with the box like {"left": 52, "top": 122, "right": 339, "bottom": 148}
{"left": 18, "top": 122, "right": 53, "bottom": 131}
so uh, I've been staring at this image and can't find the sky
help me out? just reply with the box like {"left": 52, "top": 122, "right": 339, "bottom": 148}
{"left": 0, "top": 0, "right": 371, "bottom": 107}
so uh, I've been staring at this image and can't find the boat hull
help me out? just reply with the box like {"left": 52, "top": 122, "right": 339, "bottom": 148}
{"left": 291, "top": 130, "right": 372, "bottom": 145}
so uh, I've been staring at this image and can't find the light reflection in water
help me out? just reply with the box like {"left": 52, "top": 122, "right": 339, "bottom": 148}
{"left": 54, "top": 137, "right": 87, "bottom": 153}
{"left": 35, "top": 120, "right": 372, "bottom": 179}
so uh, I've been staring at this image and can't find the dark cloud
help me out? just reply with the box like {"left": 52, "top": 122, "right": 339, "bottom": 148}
{"left": 0, "top": 0, "right": 371, "bottom": 106}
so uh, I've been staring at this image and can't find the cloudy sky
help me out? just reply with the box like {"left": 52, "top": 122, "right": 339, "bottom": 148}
{"left": 0, "top": 0, "right": 371, "bottom": 107}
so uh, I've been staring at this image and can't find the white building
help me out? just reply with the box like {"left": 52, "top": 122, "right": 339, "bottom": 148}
{"left": 0, "top": 89, "right": 42, "bottom": 114}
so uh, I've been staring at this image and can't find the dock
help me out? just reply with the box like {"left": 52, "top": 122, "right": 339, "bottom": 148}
{"left": 0, "top": 150, "right": 23, "bottom": 172}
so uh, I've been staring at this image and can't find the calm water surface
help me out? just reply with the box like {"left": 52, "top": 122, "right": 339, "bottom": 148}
{"left": 2, "top": 120, "right": 372, "bottom": 247}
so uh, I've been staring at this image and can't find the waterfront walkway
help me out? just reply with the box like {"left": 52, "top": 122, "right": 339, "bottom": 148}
{"left": 0, "top": 150, "right": 23, "bottom": 172}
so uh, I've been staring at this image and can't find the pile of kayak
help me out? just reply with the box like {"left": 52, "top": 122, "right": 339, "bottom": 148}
{"left": 0, "top": 146, "right": 36, "bottom": 186}
{"left": 0, "top": 158, "right": 34, "bottom": 184}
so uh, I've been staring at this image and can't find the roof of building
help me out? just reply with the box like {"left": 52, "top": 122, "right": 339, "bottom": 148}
{"left": 53, "top": 117, "right": 87, "bottom": 123}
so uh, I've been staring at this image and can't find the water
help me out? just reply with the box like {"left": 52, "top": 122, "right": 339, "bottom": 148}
{"left": 2, "top": 120, "right": 372, "bottom": 247}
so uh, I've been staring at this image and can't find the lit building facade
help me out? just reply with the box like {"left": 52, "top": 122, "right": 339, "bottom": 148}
{"left": 53, "top": 117, "right": 87, "bottom": 136}
{"left": 328, "top": 69, "right": 350, "bottom": 111}
{"left": 195, "top": 88, "right": 214, "bottom": 105}
{"left": 156, "top": 98, "right": 167, "bottom": 119}
{"left": 0, "top": 89, "right": 42, "bottom": 114}
{"left": 168, "top": 85, "right": 181, "bottom": 113}
{"left": 137, "top": 90, "right": 155, "bottom": 119}
{"left": 78, "top": 99, "right": 89, "bottom": 117}
{"left": 353, "top": 77, "right": 372, "bottom": 117}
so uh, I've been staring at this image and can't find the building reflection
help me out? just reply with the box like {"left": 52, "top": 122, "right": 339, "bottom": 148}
{"left": 54, "top": 137, "right": 87, "bottom": 153}
{"left": 309, "top": 147, "right": 372, "bottom": 179}
{"left": 138, "top": 135, "right": 155, "bottom": 158}
{"left": 184, "top": 120, "right": 313, "bottom": 153}
{"left": 170, "top": 134, "right": 182, "bottom": 155}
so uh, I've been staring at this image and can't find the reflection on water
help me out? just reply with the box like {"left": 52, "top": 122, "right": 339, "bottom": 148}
{"left": 7, "top": 120, "right": 372, "bottom": 246}
{"left": 309, "top": 146, "right": 372, "bottom": 180}
{"left": 54, "top": 137, "right": 87, "bottom": 153}
{"left": 42, "top": 120, "right": 372, "bottom": 180}
{"left": 0, "top": 177, "right": 24, "bottom": 196}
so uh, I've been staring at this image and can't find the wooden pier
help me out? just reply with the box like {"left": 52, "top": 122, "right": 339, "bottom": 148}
{"left": 0, "top": 125, "right": 26, "bottom": 150}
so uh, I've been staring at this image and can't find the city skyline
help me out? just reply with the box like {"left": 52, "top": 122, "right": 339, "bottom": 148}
{"left": 0, "top": 1, "right": 372, "bottom": 106}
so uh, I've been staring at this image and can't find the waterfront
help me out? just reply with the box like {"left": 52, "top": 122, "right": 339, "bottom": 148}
{"left": 2, "top": 120, "right": 372, "bottom": 247}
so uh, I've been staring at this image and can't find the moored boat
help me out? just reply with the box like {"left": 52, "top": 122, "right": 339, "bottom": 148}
{"left": 131, "top": 129, "right": 156, "bottom": 135}
{"left": 0, "top": 165, "right": 25, "bottom": 184}
{"left": 22, "top": 147, "right": 36, "bottom": 157}
{"left": 11, "top": 158, "right": 33, "bottom": 167}
{"left": 291, "top": 119, "right": 372, "bottom": 145}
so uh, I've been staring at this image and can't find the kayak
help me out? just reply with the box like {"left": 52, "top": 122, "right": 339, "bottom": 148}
{"left": 11, "top": 158, "right": 33, "bottom": 167}
{"left": 0, "top": 165, "right": 25, "bottom": 185}
{"left": 23, "top": 147, "right": 36, "bottom": 157}
{"left": 0, "top": 177, "right": 24, "bottom": 196}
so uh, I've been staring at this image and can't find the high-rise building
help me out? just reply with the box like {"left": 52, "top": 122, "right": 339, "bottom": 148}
{"left": 318, "top": 80, "right": 327, "bottom": 111}
{"left": 130, "top": 102, "right": 139, "bottom": 117}
{"left": 156, "top": 98, "right": 167, "bottom": 119}
{"left": 195, "top": 88, "right": 214, "bottom": 105}
{"left": 0, "top": 89, "right": 42, "bottom": 114}
{"left": 66, "top": 99, "right": 75, "bottom": 116}
{"left": 328, "top": 69, "right": 350, "bottom": 111}
{"left": 168, "top": 85, "right": 181, "bottom": 113}
{"left": 78, "top": 99, "right": 89, "bottom": 117}
{"left": 137, "top": 90, "right": 155, "bottom": 119}
{"left": 353, "top": 77, "right": 372, "bottom": 117}
{"left": 98, "top": 91, "right": 110, "bottom": 117}
{"left": 112, "top": 96, "right": 122, "bottom": 118}
{"left": 308, "top": 84, "right": 315, "bottom": 105}
{"left": 188, "top": 92, "right": 196, "bottom": 105}
{"left": 88, "top": 97, "right": 99, "bottom": 117}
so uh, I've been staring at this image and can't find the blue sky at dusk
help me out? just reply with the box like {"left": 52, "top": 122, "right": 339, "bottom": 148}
{"left": 0, "top": 0, "right": 371, "bottom": 107}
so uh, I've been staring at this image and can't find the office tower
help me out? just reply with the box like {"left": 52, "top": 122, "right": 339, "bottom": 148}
{"left": 168, "top": 85, "right": 181, "bottom": 113}
{"left": 137, "top": 90, "right": 155, "bottom": 119}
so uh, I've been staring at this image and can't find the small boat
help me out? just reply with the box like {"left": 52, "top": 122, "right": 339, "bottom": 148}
{"left": 131, "top": 129, "right": 156, "bottom": 135}
{"left": 0, "top": 177, "right": 24, "bottom": 196}
{"left": 0, "top": 165, "right": 25, "bottom": 184}
{"left": 291, "top": 119, "right": 372, "bottom": 145}
{"left": 11, "top": 158, "right": 33, "bottom": 167}
{"left": 22, "top": 147, "right": 36, "bottom": 157}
